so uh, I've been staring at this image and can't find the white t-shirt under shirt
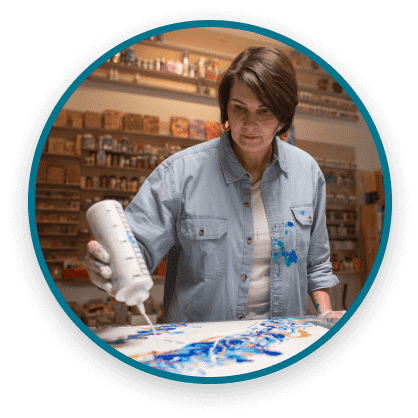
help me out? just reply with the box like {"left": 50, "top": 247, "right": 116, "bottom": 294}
{"left": 245, "top": 179, "right": 272, "bottom": 319}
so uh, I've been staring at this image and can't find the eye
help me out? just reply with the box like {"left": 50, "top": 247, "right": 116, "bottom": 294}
{"left": 260, "top": 107, "right": 271, "bottom": 114}
{"left": 234, "top": 104, "right": 245, "bottom": 110}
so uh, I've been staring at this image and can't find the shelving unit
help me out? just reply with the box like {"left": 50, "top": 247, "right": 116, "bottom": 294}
{"left": 36, "top": 114, "right": 196, "bottom": 284}
{"left": 295, "top": 139, "right": 361, "bottom": 276}
{"left": 84, "top": 37, "right": 358, "bottom": 122}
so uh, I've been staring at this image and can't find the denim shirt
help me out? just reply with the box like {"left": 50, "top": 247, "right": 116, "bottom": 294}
{"left": 125, "top": 132, "right": 338, "bottom": 323}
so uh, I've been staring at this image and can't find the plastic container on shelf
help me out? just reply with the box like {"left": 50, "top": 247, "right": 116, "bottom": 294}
{"left": 143, "top": 145, "right": 152, "bottom": 169}
{"left": 149, "top": 149, "right": 158, "bottom": 170}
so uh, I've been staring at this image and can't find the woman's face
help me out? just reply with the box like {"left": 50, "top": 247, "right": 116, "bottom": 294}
{"left": 227, "top": 79, "right": 281, "bottom": 157}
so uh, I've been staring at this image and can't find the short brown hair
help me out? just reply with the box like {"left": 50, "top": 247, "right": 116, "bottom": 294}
{"left": 218, "top": 46, "right": 298, "bottom": 136}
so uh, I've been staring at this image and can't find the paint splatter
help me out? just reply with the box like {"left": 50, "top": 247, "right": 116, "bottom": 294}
{"left": 271, "top": 239, "right": 297, "bottom": 267}
{"left": 300, "top": 210, "right": 307, "bottom": 216}
{"left": 136, "top": 319, "right": 313, "bottom": 376}
{"left": 277, "top": 221, "right": 295, "bottom": 236}
{"left": 104, "top": 323, "right": 190, "bottom": 346}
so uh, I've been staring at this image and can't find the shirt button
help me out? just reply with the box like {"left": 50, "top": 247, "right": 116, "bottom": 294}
{"left": 241, "top": 274, "right": 247, "bottom": 281}
{"left": 309, "top": 216, "right": 312, "bottom": 222}
{"left": 238, "top": 314, "right": 244, "bottom": 320}
{"left": 247, "top": 238, "right": 252, "bottom": 244}
{"left": 244, "top": 202, "right": 249, "bottom": 207}
{"left": 199, "top": 229, "right": 204, "bottom": 235}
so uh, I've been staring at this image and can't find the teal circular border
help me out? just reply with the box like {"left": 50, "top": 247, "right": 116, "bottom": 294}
{"left": 28, "top": 20, "right": 392, "bottom": 384}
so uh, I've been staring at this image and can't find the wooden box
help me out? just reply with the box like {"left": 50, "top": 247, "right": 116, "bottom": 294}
{"left": 143, "top": 115, "right": 159, "bottom": 134}
{"left": 171, "top": 117, "right": 188, "bottom": 138}
{"left": 47, "top": 137, "right": 65, "bottom": 154}
{"left": 47, "top": 166, "right": 65, "bottom": 184}
{"left": 64, "top": 140, "right": 75, "bottom": 155}
{"left": 205, "top": 121, "right": 222, "bottom": 141}
{"left": 84, "top": 111, "right": 102, "bottom": 128}
{"left": 124, "top": 113, "right": 143, "bottom": 132}
{"left": 53, "top": 109, "right": 67, "bottom": 127}
{"left": 75, "top": 134, "right": 82, "bottom": 155}
{"left": 48, "top": 213, "right": 59, "bottom": 222}
{"left": 103, "top": 110, "right": 123, "bottom": 130}
{"left": 37, "top": 158, "right": 48, "bottom": 182}
{"left": 66, "top": 167, "right": 80, "bottom": 185}
{"left": 68, "top": 110, "right": 84, "bottom": 128}
{"left": 189, "top": 119, "right": 205, "bottom": 140}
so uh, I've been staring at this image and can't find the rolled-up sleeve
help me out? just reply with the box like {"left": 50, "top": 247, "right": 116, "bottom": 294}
{"left": 125, "top": 161, "right": 179, "bottom": 274}
{"left": 307, "top": 170, "right": 339, "bottom": 293}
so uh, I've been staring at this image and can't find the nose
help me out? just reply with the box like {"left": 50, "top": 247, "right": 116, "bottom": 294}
{"left": 243, "top": 111, "right": 258, "bottom": 129}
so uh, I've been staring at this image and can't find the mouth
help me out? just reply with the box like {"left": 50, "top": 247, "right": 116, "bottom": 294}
{"left": 242, "top": 135, "right": 260, "bottom": 140}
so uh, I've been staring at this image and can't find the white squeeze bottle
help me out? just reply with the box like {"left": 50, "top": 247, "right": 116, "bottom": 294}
{"left": 86, "top": 200, "right": 156, "bottom": 333}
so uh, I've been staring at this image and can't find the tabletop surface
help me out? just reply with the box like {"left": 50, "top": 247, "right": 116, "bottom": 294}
{"left": 91, "top": 316, "right": 332, "bottom": 377}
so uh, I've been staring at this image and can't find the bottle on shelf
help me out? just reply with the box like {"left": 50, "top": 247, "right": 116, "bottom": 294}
{"left": 182, "top": 51, "right": 189, "bottom": 77}
{"left": 96, "top": 149, "right": 107, "bottom": 166}
{"left": 137, "top": 146, "right": 144, "bottom": 168}
{"left": 143, "top": 145, "right": 151, "bottom": 169}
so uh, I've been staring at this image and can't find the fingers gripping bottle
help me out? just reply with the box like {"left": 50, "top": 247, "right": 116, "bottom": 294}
{"left": 86, "top": 200, "right": 154, "bottom": 321}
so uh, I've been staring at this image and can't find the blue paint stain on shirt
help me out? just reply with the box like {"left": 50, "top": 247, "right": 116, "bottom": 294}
{"left": 271, "top": 239, "right": 298, "bottom": 267}
{"left": 300, "top": 210, "right": 307, "bottom": 216}
{"left": 284, "top": 222, "right": 294, "bottom": 235}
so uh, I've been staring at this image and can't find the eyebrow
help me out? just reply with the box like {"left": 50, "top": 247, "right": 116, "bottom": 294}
{"left": 229, "top": 98, "right": 266, "bottom": 107}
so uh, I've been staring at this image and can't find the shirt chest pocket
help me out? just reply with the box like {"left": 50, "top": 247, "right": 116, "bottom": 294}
{"left": 179, "top": 217, "right": 228, "bottom": 279}
{"left": 290, "top": 205, "right": 313, "bottom": 261}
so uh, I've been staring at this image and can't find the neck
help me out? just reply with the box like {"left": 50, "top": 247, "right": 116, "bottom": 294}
{"left": 229, "top": 136, "right": 274, "bottom": 183}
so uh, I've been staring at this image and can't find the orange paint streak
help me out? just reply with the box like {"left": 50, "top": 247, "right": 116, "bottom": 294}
{"left": 282, "top": 329, "right": 311, "bottom": 338}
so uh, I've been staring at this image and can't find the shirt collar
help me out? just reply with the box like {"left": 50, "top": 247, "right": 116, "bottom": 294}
{"left": 218, "top": 131, "right": 289, "bottom": 184}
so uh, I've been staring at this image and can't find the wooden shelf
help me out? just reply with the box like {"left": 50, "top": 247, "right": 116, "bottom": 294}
{"left": 35, "top": 208, "right": 79, "bottom": 213}
{"left": 100, "top": 61, "right": 218, "bottom": 89}
{"left": 35, "top": 195, "right": 80, "bottom": 200}
{"left": 88, "top": 57, "right": 358, "bottom": 121}
{"left": 51, "top": 125, "right": 206, "bottom": 148}
{"left": 38, "top": 233, "right": 78, "bottom": 237}
{"left": 36, "top": 182, "right": 80, "bottom": 189}
{"left": 139, "top": 39, "right": 237, "bottom": 62}
{"left": 298, "top": 84, "right": 354, "bottom": 102}
{"left": 36, "top": 221, "right": 79, "bottom": 225}
{"left": 327, "top": 220, "right": 357, "bottom": 226}
{"left": 41, "top": 246, "right": 77, "bottom": 250}
{"left": 325, "top": 184, "right": 357, "bottom": 190}
{"left": 139, "top": 40, "right": 353, "bottom": 105}
{"left": 81, "top": 164, "right": 153, "bottom": 174}
{"left": 41, "top": 152, "right": 81, "bottom": 159}
{"left": 79, "top": 187, "right": 137, "bottom": 195}
{"left": 326, "top": 204, "right": 358, "bottom": 211}
{"left": 295, "top": 65, "right": 334, "bottom": 78}
{"left": 329, "top": 235, "right": 358, "bottom": 240}
{"left": 85, "top": 76, "right": 218, "bottom": 107}
{"left": 321, "top": 166, "right": 356, "bottom": 172}
{"left": 333, "top": 271, "right": 361, "bottom": 275}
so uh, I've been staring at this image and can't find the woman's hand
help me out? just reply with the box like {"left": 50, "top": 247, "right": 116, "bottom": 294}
{"left": 85, "top": 240, "right": 115, "bottom": 295}
{"left": 310, "top": 288, "right": 346, "bottom": 324}
{"left": 318, "top": 309, "right": 346, "bottom": 323}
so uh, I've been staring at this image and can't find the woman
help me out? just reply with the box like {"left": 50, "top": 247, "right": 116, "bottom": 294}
{"left": 86, "top": 46, "right": 345, "bottom": 324}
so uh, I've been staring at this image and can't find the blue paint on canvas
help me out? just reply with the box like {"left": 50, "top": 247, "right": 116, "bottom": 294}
{"left": 137, "top": 319, "right": 311, "bottom": 376}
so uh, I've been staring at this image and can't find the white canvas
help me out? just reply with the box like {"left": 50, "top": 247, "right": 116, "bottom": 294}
{"left": 93, "top": 317, "right": 330, "bottom": 377}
